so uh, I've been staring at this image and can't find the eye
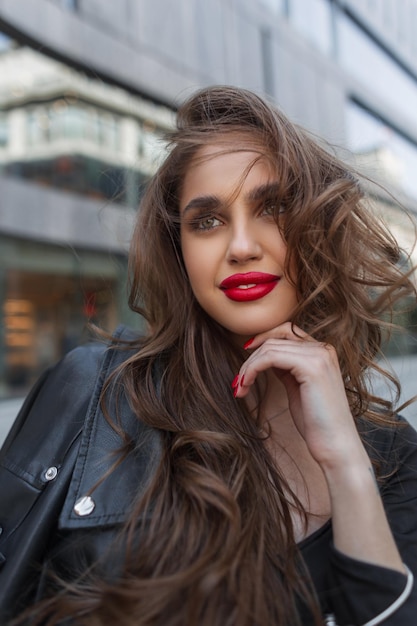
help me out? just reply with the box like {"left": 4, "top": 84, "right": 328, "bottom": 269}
{"left": 200, "top": 216, "right": 220, "bottom": 230}
{"left": 260, "top": 199, "right": 287, "bottom": 219}
{"left": 261, "top": 200, "right": 278, "bottom": 217}
{"left": 190, "top": 215, "right": 222, "bottom": 231}
{"left": 263, "top": 203, "right": 275, "bottom": 216}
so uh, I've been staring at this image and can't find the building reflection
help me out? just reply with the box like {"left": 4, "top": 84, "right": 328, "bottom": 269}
{"left": 0, "top": 41, "right": 172, "bottom": 207}
{"left": 1, "top": 3, "right": 417, "bottom": 399}
{"left": 0, "top": 35, "right": 174, "bottom": 397}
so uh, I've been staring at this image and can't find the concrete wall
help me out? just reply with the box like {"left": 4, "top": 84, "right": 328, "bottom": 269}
{"left": 0, "top": 0, "right": 347, "bottom": 143}
{"left": 0, "top": 175, "right": 134, "bottom": 252}
{"left": 1, "top": 0, "right": 417, "bottom": 250}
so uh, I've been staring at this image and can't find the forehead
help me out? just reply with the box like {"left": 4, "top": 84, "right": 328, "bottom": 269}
{"left": 180, "top": 142, "right": 274, "bottom": 205}
{"left": 188, "top": 137, "right": 270, "bottom": 167}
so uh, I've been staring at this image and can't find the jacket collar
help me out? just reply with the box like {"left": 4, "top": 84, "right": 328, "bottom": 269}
{"left": 59, "top": 326, "right": 163, "bottom": 530}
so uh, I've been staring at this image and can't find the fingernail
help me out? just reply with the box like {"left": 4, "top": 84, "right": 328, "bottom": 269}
{"left": 243, "top": 338, "right": 254, "bottom": 350}
{"left": 233, "top": 374, "right": 245, "bottom": 398}
{"left": 231, "top": 374, "right": 239, "bottom": 389}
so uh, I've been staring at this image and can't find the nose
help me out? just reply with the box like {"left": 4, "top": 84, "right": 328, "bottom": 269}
{"left": 226, "top": 219, "right": 263, "bottom": 264}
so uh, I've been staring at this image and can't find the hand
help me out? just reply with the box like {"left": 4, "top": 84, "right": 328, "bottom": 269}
{"left": 234, "top": 324, "right": 406, "bottom": 575}
{"left": 234, "top": 322, "right": 366, "bottom": 470}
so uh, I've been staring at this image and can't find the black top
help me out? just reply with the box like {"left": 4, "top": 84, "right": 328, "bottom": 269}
{"left": 0, "top": 332, "right": 416, "bottom": 625}
{"left": 300, "top": 416, "right": 417, "bottom": 625}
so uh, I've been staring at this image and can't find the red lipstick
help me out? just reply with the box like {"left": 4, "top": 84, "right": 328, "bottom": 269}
{"left": 220, "top": 272, "right": 280, "bottom": 302}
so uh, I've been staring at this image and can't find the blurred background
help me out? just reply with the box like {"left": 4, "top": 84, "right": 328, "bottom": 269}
{"left": 0, "top": 0, "right": 416, "bottom": 440}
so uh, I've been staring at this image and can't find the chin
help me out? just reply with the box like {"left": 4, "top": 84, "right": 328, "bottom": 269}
{"left": 224, "top": 324, "right": 272, "bottom": 343}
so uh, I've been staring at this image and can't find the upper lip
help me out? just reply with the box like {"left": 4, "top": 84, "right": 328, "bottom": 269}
{"left": 220, "top": 272, "right": 280, "bottom": 289}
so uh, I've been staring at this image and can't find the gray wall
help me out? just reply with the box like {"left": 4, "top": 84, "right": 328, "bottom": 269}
{"left": 2, "top": 0, "right": 417, "bottom": 247}
{"left": 0, "top": 176, "right": 134, "bottom": 252}
{"left": 0, "top": 0, "right": 347, "bottom": 143}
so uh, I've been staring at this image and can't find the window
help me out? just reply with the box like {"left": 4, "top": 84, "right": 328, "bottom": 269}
{"left": 27, "top": 108, "right": 51, "bottom": 145}
{"left": 3, "top": 40, "right": 172, "bottom": 204}
{"left": 288, "top": 0, "right": 333, "bottom": 55}
{"left": 51, "top": 0, "right": 78, "bottom": 11}
{"left": 346, "top": 101, "right": 417, "bottom": 201}
{"left": 337, "top": 14, "right": 417, "bottom": 125}
{"left": 2, "top": 268, "right": 116, "bottom": 392}
{"left": 0, "top": 29, "right": 170, "bottom": 402}
{"left": 258, "top": 0, "right": 285, "bottom": 13}
{"left": 0, "top": 114, "right": 8, "bottom": 147}
{"left": 0, "top": 31, "right": 19, "bottom": 54}
{"left": 139, "top": 122, "right": 166, "bottom": 167}
{"left": 97, "top": 113, "right": 119, "bottom": 150}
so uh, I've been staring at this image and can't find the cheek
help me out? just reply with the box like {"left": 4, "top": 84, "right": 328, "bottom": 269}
{"left": 181, "top": 233, "right": 218, "bottom": 282}
{"left": 185, "top": 257, "right": 211, "bottom": 295}
{"left": 181, "top": 242, "right": 207, "bottom": 295}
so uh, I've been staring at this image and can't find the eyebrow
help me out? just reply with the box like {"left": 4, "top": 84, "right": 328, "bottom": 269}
{"left": 182, "top": 195, "right": 221, "bottom": 215}
{"left": 181, "top": 182, "right": 281, "bottom": 216}
{"left": 247, "top": 182, "right": 281, "bottom": 202}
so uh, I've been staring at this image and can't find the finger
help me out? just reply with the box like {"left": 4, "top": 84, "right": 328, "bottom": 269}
{"left": 243, "top": 322, "right": 311, "bottom": 351}
{"left": 235, "top": 340, "right": 339, "bottom": 397}
{"left": 235, "top": 347, "right": 307, "bottom": 398}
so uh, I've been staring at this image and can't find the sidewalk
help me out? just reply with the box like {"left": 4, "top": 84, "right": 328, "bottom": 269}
{"left": 372, "top": 354, "right": 417, "bottom": 429}
{"left": 0, "top": 397, "right": 24, "bottom": 446}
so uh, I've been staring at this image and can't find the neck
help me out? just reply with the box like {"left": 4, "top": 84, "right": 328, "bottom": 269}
{"left": 251, "top": 372, "right": 332, "bottom": 539}
{"left": 257, "top": 370, "right": 291, "bottom": 430}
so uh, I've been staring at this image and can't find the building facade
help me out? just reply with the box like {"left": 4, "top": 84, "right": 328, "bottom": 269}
{"left": 0, "top": 0, "right": 416, "bottom": 397}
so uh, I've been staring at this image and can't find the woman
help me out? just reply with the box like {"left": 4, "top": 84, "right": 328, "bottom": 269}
{"left": 0, "top": 85, "right": 416, "bottom": 625}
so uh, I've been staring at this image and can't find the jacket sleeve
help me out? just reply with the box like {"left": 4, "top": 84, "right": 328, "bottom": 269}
{"left": 0, "top": 342, "right": 106, "bottom": 623}
{"left": 326, "top": 416, "right": 417, "bottom": 626}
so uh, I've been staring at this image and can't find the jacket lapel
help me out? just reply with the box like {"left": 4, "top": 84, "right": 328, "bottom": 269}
{"left": 59, "top": 326, "right": 162, "bottom": 530}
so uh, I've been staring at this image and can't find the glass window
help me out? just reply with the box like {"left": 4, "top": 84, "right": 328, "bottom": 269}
{"left": 382, "top": 0, "right": 398, "bottom": 31}
{"left": 48, "top": 99, "right": 68, "bottom": 140}
{"left": 85, "top": 107, "right": 99, "bottom": 143}
{"left": 50, "top": 0, "right": 78, "bottom": 10}
{"left": 0, "top": 28, "right": 167, "bottom": 407}
{"left": 2, "top": 268, "right": 117, "bottom": 393}
{"left": 346, "top": 100, "right": 417, "bottom": 357}
{"left": 346, "top": 101, "right": 417, "bottom": 201}
{"left": 26, "top": 108, "right": 51, "bottom": 145}
{"left": 63, "top": 104, "right": 85, "bottom": 139}
{"left": 412, "top": 5, "right": 417, "bottom": 55}
{"left": 139, "top": 122, "right": 166, "bottom": 167}
{"left": 258, "top": 0, "right": 285, "bottom": 13}
{"left": 26, "top": 110, "right": 38, "bottom": 145}
{"left": 2, "top": 37, "right": 172, "bottom": 203}
{"left": 337, "top": 14, "right": 417, "bottom": 125}
{"left": 98, "top": 113, "right": 119, "bottom": 150}
{"left": 288, "top": 0, "right": 333, "bottom": 55}
{"left": 0, "top": 113, "right": 8, "bottom": 147}
{"left": 0, "top": 32, "right": 16, "bottom": 53}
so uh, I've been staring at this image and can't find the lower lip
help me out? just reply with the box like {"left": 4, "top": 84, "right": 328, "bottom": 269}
{"left": 222, "top": 280, "right": 279, "bottom": 302}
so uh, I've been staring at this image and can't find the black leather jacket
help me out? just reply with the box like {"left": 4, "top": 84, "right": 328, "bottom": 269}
{"left": 1, "top": 326, "right": 417, "bottom": 625}
{"left": 0, "top": 326, "right": 162, "bottom": 623}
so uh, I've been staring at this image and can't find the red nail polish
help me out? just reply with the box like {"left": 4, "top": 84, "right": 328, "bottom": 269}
{"left": 243, "top": 338, "right": 254, "bottom": 350}
{"left": 231, "top": 374, "right": 239, "bottom": 389}
{"left": 240, "top": 374, "right": 245, "bottom": 387}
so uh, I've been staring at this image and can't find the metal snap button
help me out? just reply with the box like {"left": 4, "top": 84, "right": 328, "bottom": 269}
{"left": 44, "top": 466, "right": 58, "bottom": 481}
{"left": 73, "top": 496, "right": 96, "bottom": 516}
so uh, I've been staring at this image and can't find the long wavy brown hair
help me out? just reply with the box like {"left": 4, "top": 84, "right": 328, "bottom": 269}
{"left": 15, "top": 86, "right": 416, "bottom": 625}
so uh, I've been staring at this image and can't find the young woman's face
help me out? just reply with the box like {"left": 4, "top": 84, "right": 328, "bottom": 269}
{"left": 179, "top": 144, "right": 298, "bottom": 342}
